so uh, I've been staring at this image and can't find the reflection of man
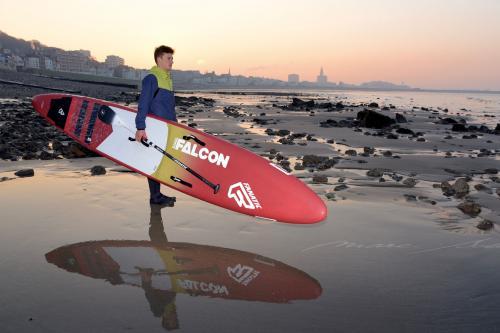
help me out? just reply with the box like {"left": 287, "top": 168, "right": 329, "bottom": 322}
{"left": 137, "top": 204, "right": 179, "bottom": 331}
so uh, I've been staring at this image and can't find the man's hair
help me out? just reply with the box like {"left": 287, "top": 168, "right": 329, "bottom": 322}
{"left": 154, "top": 45, "right": 174, "bottom": 63}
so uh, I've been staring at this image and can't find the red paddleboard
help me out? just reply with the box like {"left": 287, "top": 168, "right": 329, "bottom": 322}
{"left": 32, "top": 93, "right": 327, "bottom": 223}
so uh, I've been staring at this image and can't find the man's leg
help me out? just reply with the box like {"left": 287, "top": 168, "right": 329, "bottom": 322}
{"left": 148, "top": 178, "right": 176, "bottom": 205}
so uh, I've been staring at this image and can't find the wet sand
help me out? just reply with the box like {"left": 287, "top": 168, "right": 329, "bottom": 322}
{"left": 1, "top": 87, "right": 500, "bottom": 331}
{"left": 2, "top": 159, "right": 500, "bottom": 332}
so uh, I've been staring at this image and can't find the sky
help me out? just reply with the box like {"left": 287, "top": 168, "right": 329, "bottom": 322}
{"left": 1, "top": 0, "right": 500, "bottom": 90}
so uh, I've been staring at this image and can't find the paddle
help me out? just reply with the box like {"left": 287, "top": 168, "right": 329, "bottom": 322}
{"left": 98, "top": 105, "right": 220, "bottom": 194}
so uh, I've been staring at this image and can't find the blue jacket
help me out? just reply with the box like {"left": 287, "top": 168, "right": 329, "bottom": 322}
{"left": 136, "top": 69, "right": 176, "bottom": 130}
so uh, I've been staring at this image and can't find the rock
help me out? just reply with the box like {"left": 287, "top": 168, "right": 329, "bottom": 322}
{"left": 396, "top": 128, "right": 414, "bottom": 135}
{"left": 364, "top": 147, "right": 375, "bottom": 154}
{"left": 320, "top": 119, "right": 338, "bottom": 128}
{"left": 477, "top": 219, "right": 494, "bottom": 231}
{"left": 325, "top": 192, "right": 336, "bottom": 201}
{"left": 276, "top": 129, "right": 291, "bottom": 137}
{"left": 302, "top": 155, "right": 337, "bottom": 170}
{"left": 484, "top": 168, "right": 498, "bottom": 174}
{"left": 416, "top": 137, "right": 426, "bottom": 142}
{"left": 404, "top": 194, "right": 417, "bottom": 202}
{"left": 457, "top": 202, "right": 481, "bottom": 217}
{"left": 386, "top": 133, "right": 399, "bottom": 139}
{"left": 291, "top": 98, "right": 315, "bottom": 108}
{"left": 294, "top": 163, "right": 305, "bottom": 170}
{"left": 90, "top": 165, "right": 106, "bottom": 176}
{"left": 383, "top": 151, "right": 392, "bottom": 157}
{"left": 474, "top": 184, "right": 492, "bottom": 194}
{"left": 495, "top": 124, "right": 500, "bottom": 134}
{"left": 452, "top": 178, "right": 469, "bottom": 198}
{"left": 439, "top": 118, "right": 458, "bottom": 124}
{"left": 395, "top": 113, "right": 407, "bottom": 123}
{"left": 345, "top": 149, "right": 357, "bottom": 156}
{"left": 452, "top": 124, "right": 468, "bottom": 132}
{"left": 15, "top": 169, "right": 34, "bottom": 177}
{"left": 368, "top": 102, "right": 379, "bottom": 108}
{"left": 312, "top": 174, "right": 328, "bottom": 184}
{"left": 440, "top": 181, "right": 455, "bottom": 197}
{"left": 367, "top": 168, "right": 385, "bottom": 177}
{"left": 39, "top": 150, "right": 53, "bottom": 160}
{"left": 334, "top": 184, "right": 349, "bottom": 191}
{"left": 356, "top": 110, "right": 395, "bottom": 129}
{"left": 278, "top": 136, "right": 295, "bottom": 145}
{"left": 403, "top": 178, "right": 417, "bottom": 187}
{"left": 265, "top": 128, "right": 276, "bottom": 136}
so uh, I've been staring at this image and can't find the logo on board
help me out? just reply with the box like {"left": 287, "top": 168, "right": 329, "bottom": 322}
{"left": 172, "top": 137, "right": 230, "bottom": 168}
{"left": 227, "top": 182, "right": 262, "bottom": 210}
{"left": 227, "top": 264, "right": 260, "bottom": 286}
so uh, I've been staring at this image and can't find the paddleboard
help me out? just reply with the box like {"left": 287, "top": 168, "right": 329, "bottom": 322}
{"left": 32, "top": 93, "right": 327, "bottom": 223}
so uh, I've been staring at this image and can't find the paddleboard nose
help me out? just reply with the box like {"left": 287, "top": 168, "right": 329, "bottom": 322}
{"left": 289, "top": 194, "right": 327, "bottom": 224}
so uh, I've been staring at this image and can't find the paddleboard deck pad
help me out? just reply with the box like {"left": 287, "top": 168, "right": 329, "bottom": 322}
{"left": 32, "top": 94, "right": 327, "bottom": 223}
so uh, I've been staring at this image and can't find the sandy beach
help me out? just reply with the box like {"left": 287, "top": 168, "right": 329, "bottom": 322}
{"left": 2, "top": 72, "right": 500, "bottom": 332}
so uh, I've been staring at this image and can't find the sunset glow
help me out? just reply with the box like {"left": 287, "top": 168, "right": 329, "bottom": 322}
{"left": 1, "top": 0, "right": 499, "bottom": 89}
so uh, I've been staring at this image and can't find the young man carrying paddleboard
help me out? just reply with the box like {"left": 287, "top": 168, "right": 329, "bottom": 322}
{"left": 135, "top": 46, "right": 177, "bottom": 206}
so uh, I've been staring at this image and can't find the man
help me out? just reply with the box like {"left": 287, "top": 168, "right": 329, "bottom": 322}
{"left": 135, "top": 45, "right": 177, "bottom": 206}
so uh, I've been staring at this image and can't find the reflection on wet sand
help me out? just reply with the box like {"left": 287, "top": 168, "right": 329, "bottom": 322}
{"left": 45, "top": 205, "right": 322, "bottom": 331}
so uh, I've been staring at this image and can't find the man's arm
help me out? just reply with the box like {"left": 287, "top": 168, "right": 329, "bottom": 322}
{"left": 135, "top": 75, "right": 157, "bottom": 140}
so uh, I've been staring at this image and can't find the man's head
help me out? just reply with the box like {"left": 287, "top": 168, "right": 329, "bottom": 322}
{"left": 154, "top": 45, "right": 174, "bottom": 71}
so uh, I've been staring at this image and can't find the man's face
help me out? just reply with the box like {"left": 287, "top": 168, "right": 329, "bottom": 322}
{"left": 157, "top": 53, "right": 174, "bottom": 71}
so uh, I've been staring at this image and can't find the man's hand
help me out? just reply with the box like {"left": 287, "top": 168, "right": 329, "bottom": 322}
{"left": 135, "top": 129, "right": 148, "bottom": 142}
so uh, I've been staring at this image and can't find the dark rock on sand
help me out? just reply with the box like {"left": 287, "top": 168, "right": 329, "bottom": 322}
{"left": 367, "top": 168, "right": 385, "bottom": 177}
{"left": 334, "top": 184, "right": 349, "bottom": 191}
{"left": 395, "top": 113, "right": 407, "bottom": 123}
{"left": 278, "top": 136, "right": 295, "bottom": 145}
{"left": 495, "top": 124, "right": 500, "bottom": 134}
{"left": 484, "top": 168, "right": 498, "bottom": 174}
{"left": 292, "top": 98, "right": 315, "bottom": 108}
{"left": 368, "top": 102, "right": 379, "bottom": 108}
{"left": 302, "top": 155, "right": 337, "bottom": 170}
{"left": 364, "top": 147, "right": 375, "bottom": 154}
{"left": 294, "top": 163, "right": 305, "bottom": 170}
{"left": 276, "top": 129, "right": 291, "bottom": 137}
{"left": 15, "top": 169, "right": 34, "bottom": 177}
{"left": 477, "top": 219, "right": 494, "bottom": 231}
{"left": 396, "top": 128, "right": 414, "bottom": 135}
{"left": 452, "top": 178, "right": 470, "bottom": 198}
{"left": 325, "top": 192, "right": 336, "bottom": 200}
{"left": 312, "top": 174, "right": 328, "bottom": 184}
{"left": 357, "top": 110, "right": 395, "bottom": 129}
{"left": 457, "top": 201, "right": 481, "bottom": 217}
{"left": 403, "top": 178, "right": 418, "bottom": 187}
{"left": 90, "top": 165, "right": 106, "bottom": 176}
{"left": 439, "top": 118, "right": 458, "bottom": 125}
{"left": 404, "top": 194, "right": 418, "bottom": 202}
{"left": 474, "top": 184, "right": 493, "bottom": 194}
{"left": 452, "top": 124, "right": 468, "bottom": 132}
{"left": 345, "top": 149, "right": 357, "bottom": 156}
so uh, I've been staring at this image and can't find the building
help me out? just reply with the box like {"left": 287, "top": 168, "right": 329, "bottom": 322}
{"left": 25, "top": 56, "right": 40, "bottom": 69}
{"left": 56, "top": 50, "right": 91, "bottom": 72}
{"left": 44, "top": 57, "right": 55, "bottom": 70}
{"left": 288, "top": 73, "right": 300, "bottom": 84}
{"left": 105, "top": 55, "right": 125, "bottom": 68}
{"left": 316, "top": 67, "right": 328, "bottom": 85}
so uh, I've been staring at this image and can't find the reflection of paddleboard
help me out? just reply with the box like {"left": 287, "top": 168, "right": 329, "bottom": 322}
{"left": 45, "top": 240, "right": 322, "bottom": 303}
{"left": 32, "top": 94, "right": 327, "bottom": 224}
